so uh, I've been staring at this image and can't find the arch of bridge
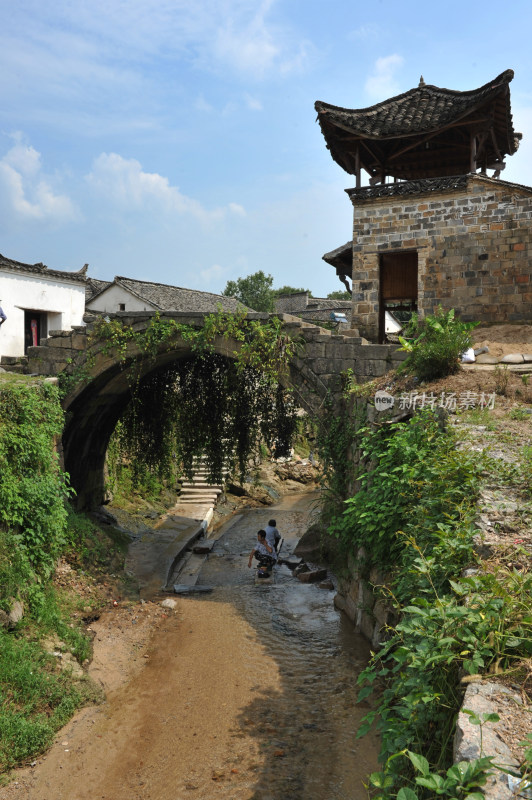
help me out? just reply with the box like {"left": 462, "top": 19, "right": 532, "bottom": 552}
{"left": 59, "top": 312, "right": 338, "bottom": 509}
{"left": 25, "top": 311, "right": 400, "bottom": 509}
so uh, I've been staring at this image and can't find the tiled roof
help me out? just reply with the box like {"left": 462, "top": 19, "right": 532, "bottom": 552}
{"left": 316, "top": 70, "right": 516, "bottom": 139}
{"left": 0, "top": 253, "right": 88, "bottom": 283}
{"left": 322, "top": 242, "right": 353, "bottom": 274}
{"left": 305, "top": 297, "right": 351, "bottom": 310}
{"left": 85, "top": 277, "right": 111, "bottom": 302}
{"left": 89, "top": 276, "right": 246, "bottom": 313}
{"left": 315, "top": 71, "right": 520, "bottom": 180}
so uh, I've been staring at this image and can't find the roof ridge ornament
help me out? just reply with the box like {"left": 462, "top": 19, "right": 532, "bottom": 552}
{"left": 419, "top": 75, "right": 425, "bottom": 87}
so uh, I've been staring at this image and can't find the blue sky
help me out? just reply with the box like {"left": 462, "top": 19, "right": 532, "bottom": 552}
{"left": 1, "top": 0, "right": 532, "bottom": 297}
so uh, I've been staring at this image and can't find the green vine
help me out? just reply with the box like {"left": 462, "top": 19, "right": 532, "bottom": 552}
{"left": 88, "top": 308, "right": 299, "bottom": 379}
{"left": 88, "top": 309, "right": 301, "bottom": 487}
{"left": 315, "top": 389, "right": 368, "bottom": 522}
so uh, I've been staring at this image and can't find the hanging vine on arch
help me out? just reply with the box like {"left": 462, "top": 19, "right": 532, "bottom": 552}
{"left": 100, "top": 309, "right": 301, "bottom": 487}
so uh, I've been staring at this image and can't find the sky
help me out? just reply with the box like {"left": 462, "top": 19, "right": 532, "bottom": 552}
{"left": 1, "top": 0, "right": 532, "bottom": 299}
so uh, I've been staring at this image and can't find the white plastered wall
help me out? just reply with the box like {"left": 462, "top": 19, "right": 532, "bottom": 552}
{"left": 0, "top": 270, "right": 86, "bottom": 358}
{"left": 86, "top": 285, "right": 157, "bottom": 313}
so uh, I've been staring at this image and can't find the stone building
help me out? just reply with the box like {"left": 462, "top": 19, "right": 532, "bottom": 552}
{"left": 274, "top": 291, "right": 353, "bottom": 329}
{"left": 315, "top": 69, "right": 531, "bottom": 342}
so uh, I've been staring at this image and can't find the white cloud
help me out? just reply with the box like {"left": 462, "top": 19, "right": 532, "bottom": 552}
{"left": 228, "top": 202, "right": 246, "bottom": 216}
{"left": 86, "top": 153, "right": 246, "bottom": 221}
{"left": 347, "top": 24, "right": 381, "bottom": 41}
{"left": 212, "top": 2, "right": 280, "bottom": 77}
{"left": 2, "top": 137, "right": 42, "bottom": 177}
{"left": 1, "top": 0, "right": 311, "bottom": 90}
{"left": 0, "top": 139, "right": 77, "bottom": 226}
{"left": 365, "top": 54, "right": 404, "bottom": 101}
{"left": 195, "top": 94, "right": 214, "bottom": 113}
{"left": 244, "top": 93, "right": 263, "bottom": 111}
{"left": 200, "top": 263, "right": 227, "bottom": 287}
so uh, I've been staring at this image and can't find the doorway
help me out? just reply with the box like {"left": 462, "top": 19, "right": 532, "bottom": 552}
{"left": 379, "top": 251, "right": 418, "bottom": 342}
{"left": 24, "top": 311, "right": 47, "bottom": 354}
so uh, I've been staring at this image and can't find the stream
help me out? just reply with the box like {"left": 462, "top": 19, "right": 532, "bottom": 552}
{"left": 192, "top": 495, "right": 380, "bottom": 800}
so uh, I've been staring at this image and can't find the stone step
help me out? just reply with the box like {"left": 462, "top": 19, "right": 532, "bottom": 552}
{"left": 0, "top": 364, "right": 28, "bottom": 374}
{"left": 178, "top": 496, "right": 221, "bottom": 504}
{"left": 180, "top": 494, "right": 222, "bottom": 501}
{"left": 181, "top": 483, "right": 222, "bottom": 491}
{"left": 0, "top": 355, "right": 28, "bottom": 366}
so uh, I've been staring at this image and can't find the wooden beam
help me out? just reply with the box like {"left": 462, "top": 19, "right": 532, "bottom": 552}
{"left": 387, "top": 117, "right": 491, "bottom": 162}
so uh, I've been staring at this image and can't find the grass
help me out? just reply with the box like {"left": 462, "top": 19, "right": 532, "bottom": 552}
{"left": 462, "top": 406, "right": 499, "bottom": 430}
{"left": 510, "top": 407, "right": 532, "bottom": 421}
{"left": 0, "top": 373, "right": 44, "bottom": 386}
{"left": 0, "top": 509, "right": 131, "bottom": 776}
{"left": 0, "top": 630, "right": 102, "bottom": 772}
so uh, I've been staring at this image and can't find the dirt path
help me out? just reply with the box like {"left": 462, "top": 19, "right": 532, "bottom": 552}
{"left": 1, "top": 494, "right": 378, "bottom": 800}
{"left": 1, "top": 597, "right": 283, "bottom": 800}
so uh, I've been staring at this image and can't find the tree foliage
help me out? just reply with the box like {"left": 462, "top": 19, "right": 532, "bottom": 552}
{"left": 222, "top": 270, "right": 314, "bottom": 312}
{"left": 222, "top": 270, "right": 275, "bottom": 311}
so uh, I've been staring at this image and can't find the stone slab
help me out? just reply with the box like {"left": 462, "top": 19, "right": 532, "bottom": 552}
{"left": 476, "top": 354, "right": 500, "bottom": 364}
{"left": 501, "top": 353, "right": 525, "bottom": 364}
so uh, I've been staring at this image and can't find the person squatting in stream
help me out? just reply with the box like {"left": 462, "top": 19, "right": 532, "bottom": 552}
{"left": 248, "top": 530, "right": 277, "bottom": 572}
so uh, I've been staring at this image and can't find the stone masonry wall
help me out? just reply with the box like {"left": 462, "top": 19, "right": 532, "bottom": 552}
{"left": 349, "top": 175, "right": 532, "bottom": 341}
{"left": 27, "top": 312, "right": 407, "bottom": 410}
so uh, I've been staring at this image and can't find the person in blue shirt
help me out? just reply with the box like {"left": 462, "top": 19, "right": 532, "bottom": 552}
{"left": 264, "top": 519, "right": 281, "bottom": 552}
{"left": 0, "top": 304, "right": 6, "bottom": 330}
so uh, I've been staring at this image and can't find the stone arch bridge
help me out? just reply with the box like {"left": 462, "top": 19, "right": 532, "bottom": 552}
{"left": 28, "top": 311, "right": 403, "bottom": 509}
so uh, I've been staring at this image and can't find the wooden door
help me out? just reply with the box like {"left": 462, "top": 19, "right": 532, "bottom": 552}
{"left": 379, "top": 252, "right": 418, "bottom": 342}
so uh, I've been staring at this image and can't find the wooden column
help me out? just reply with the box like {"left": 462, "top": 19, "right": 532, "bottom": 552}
{"left": 470, "top": 134, "right": 477, "bottom": 173}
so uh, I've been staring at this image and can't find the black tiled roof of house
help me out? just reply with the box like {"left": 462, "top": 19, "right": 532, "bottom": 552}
{"left": 305, "top": 297, "right": 351, "bottom": 310}
{"left": 88, "top": 276, "right": 246, "bottom": 313}
{"left": 316, "top": 70, "right": 516, "bottom": 140}
{"left": 0, "top": 253, "right": 88, "bottom": 283}
{"left": 322, "top": 242, "right": 353, "bottom": 274}
{"left": 85, "top": 277, "right": 111, "bottom": 302}
{"left": 315, "top": 70, "right": 521, "bottom": 180}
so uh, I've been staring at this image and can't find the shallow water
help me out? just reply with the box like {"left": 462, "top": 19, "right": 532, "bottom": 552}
{"left": 196, "top": 502, "right": 380, "bottom": 800}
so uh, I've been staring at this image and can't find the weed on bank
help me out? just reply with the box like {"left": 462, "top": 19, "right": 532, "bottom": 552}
{"left": 0, "top": 382, "right": 128, "bottom": 775}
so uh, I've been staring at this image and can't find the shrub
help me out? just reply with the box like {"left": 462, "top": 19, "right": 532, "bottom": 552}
{"left": 0, "top": 383, "right": 71, "bottom": 593}
{"left": 398, "top": 307, "right": 477, "bottom": 382}
{"left": 330, "top": 410, "right": 482, "bottom": 588}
